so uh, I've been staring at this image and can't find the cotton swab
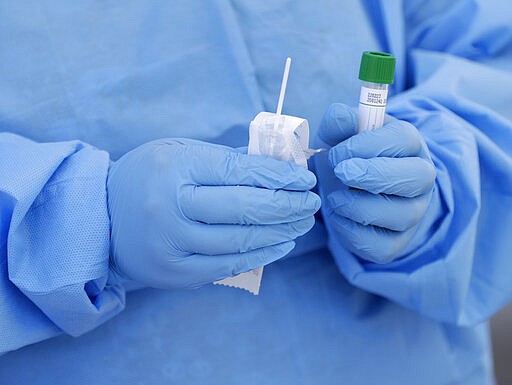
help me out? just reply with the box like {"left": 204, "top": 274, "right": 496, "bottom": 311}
{"left": 274, "top": 57, "right": 291, "bottom": 130}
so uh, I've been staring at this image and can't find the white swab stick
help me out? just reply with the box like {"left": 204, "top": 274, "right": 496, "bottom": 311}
{"left": 274, "top": 57, "right": 291, "bottom": 129}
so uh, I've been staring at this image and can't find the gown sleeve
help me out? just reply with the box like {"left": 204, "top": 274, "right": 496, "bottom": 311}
{"left": 331, "top": 0, "right": 512, "bottom": 326}
{"left": 0, "top": 133, "right": 125, "bottom": 353}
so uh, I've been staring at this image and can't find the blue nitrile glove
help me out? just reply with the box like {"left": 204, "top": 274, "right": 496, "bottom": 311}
{"left": 315, "top": 104, "right": 437, "bottom": 264}
{"left": 107, "top": 138, "right": 320, "bottom": 289}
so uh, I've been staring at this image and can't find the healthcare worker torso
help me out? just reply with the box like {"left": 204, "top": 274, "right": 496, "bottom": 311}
{"left": 0, "top": 1, "right": 504, "bottom": 384}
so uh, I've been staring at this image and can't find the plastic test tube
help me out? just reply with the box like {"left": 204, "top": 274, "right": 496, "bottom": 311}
{"left": 357, "top": 51, "right": 396, "bottom": 132}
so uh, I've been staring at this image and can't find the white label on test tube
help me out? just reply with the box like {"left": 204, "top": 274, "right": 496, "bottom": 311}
{"left": 358, "top": 86, "right": 388, "bottom": 131}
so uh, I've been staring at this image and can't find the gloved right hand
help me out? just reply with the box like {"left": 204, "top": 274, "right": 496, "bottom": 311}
{"left": 315, "top": 104, "right": 437, "bottom": 264}
{"left": 107, "top": 138, "right": 320, "bottom": 289}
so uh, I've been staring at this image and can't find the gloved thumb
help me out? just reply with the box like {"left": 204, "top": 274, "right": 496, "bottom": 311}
{"left": 317, "top": 103, "right": 357, "bottom": 147}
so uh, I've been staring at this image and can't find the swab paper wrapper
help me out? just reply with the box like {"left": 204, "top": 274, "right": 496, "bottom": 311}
{"left": 214, "top": 111, "right": 310, "bottom": 295}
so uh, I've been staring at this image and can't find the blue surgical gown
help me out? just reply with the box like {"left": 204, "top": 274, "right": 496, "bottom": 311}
{"left": 1, "top": 1, "right": 512, "bottom": 384}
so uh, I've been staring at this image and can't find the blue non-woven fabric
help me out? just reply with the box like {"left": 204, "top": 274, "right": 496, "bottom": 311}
{"left": 0, "top": 250, "right": 495, "bottom": 385}
{"left": 0, "top": 133, "right": 125, "bottom": 353}
{"left": 1, "top": 0, "right": 511, "bottom": 384}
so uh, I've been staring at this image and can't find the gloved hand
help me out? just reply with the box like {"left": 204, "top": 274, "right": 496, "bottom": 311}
{"left": 107, "top": 138, "right": 320, "bottom": 289}
{"left": 315, "top": 104, "right": 436, "bottom": 264}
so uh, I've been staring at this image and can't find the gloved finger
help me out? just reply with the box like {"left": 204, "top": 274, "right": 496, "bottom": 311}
{"left": 328, "top": 214, "right": 415, "bottom": 264}
{"left": 317, "top": 103, "right": 358, "bottom": 147}
{"left": 328, "top": 188, "right": 431, "bottom": 231}
{"left": 188, "top": 145, "right": 317, "bottom": 191}
{"left": 329, "top": 120, "right": 423, "bottom": 166}
{"left": 183, "top": 216, "right": 315, "bottom": 255}
{"left": 334, "top": 157, "right": 436, "bottom": 197}
{"left": 180, "top": 185, "right": 321, "bottom": 225}
{"left": 233, "top": 146, "right": 248, "bottom": 154}
{"left": 179, "top": 241, "right": 296, "bottom": 289}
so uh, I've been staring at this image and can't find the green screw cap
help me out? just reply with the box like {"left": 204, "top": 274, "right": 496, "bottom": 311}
{"left": 358, "top": 51, "right": 396, "bottom": 84}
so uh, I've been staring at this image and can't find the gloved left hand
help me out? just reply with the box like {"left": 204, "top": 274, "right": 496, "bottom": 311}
{"left": 107, "top": 138, "right": 320, "bottom": 289}
{"left": 315, "top": 103, "right": 437, "bottom": 263}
